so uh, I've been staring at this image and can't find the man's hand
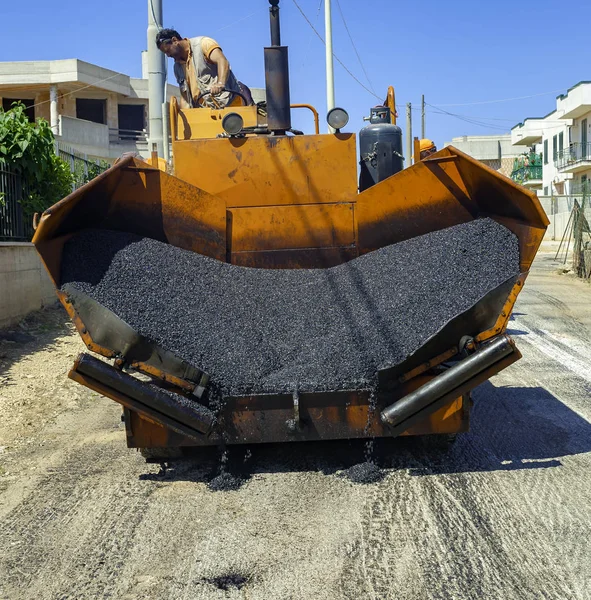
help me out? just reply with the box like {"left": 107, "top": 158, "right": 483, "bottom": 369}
{"left": 210, "top": 82, "right": 225, "bottom": 96}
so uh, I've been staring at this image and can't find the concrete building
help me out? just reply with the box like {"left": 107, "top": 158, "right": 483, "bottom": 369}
{"left": 509, "top": 81, "right": 591, "bottom": 240}
{"left": 444, "top": 134, "right": 521, "bottom": 177}
{"left": 0, "top": 57, "right": 180, "bottom": 160}
{"left": 511, "top": 81, "right": 591, "bottom": 198}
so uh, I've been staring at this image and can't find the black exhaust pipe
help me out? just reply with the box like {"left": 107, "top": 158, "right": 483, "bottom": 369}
{"left": 265, "top": 0, "right": 291, "bottom": 133}
{"left": 381, "top": 335, "right": 518, "bottom": 436}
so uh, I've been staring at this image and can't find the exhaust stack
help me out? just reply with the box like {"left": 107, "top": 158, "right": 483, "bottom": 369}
{"left": 265, "top": 0, "right": 291, "bottom": 133}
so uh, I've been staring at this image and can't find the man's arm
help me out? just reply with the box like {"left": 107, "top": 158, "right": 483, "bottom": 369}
{"left": 208, "top": 48, "right": 230, "bottom": 95}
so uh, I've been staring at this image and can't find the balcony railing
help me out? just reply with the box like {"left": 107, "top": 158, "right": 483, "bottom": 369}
{"left": 511, "top": 165, "right": 543, "bottom": 184}
{"left": 109, "top": 128, "right": 148, "bottom": 143}
{"left": 555, "top": 142, "right": 591, "bottom": 170}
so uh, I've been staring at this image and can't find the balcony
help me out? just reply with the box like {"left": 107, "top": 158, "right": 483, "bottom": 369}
{"left": 511, "top": 153, "right": 543, "bottom": 189}
{"left": 556, "top": 142, "right": 591, "bottom": 173}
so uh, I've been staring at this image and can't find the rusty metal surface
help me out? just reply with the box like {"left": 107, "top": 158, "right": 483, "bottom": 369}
{"left": 125, "top": 382, "right": 469, "bottom": 448}
{"left": 476, "top": 274, "right": 529, "bottom": 342}
{"left": 174, "top": 103, "right": 259, "bottom": 141}
{"left": 33, "top": 156, "right": 227, "bottom": 286}
{"left": 228, "top": 203, "right": 355, "bottom": 252}
{"left": 229, "top": 246, "right": 359, "bottom": 269}
{"left": 172, "top": 133, "right": 358, "bottom": 207}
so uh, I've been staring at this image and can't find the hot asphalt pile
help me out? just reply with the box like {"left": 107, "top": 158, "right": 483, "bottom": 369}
{"left": 60, "top": 219, "right": 519, "bottom": 398}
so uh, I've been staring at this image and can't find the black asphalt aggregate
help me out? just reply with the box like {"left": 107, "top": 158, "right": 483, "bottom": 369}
{"left": 60, "top": 218, "right": 519, "bottom": 398}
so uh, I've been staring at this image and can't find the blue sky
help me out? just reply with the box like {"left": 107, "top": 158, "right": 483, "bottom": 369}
{"left": 2, "top": 0, "right": 591, "bottom": 145}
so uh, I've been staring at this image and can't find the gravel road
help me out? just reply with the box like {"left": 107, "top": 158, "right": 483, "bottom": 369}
{"left": 1, "top": 251, "right": 590, "bottom": 600}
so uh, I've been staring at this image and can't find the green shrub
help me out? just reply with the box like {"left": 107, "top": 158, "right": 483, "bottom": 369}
{"left": 0, "top": 101, "right": 74, "bottom": 218}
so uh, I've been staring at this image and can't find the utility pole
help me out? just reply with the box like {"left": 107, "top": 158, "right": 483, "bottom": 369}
{"left": 421, "top": 94, "right": 425, "bottom": 139}
{"left": 325, "top": 0, "right": 335, "bottom": 132}
{"left": 147, "top": 0, "right": 165, "bottom": 157}
{"left": 406, "top": 103, "right": 412, "bottom": 165}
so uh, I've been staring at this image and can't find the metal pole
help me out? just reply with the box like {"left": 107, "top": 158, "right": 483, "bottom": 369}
{"left": 147, "top": 0, "right": 165, "bottom": 157}
{"left": 270, "top": 0, "right": 281, "bottom": 46}
{"left": 325, "top": 0, "right": 335, "bottom": 133}
{"left": 406, "top": 103, "right": 412, "bottom": 165}
{"left": 162, "top": 101, "right": 170, "bottom": 163}
{"left": 421, "top": 94, "right": 425, "bottom": 139}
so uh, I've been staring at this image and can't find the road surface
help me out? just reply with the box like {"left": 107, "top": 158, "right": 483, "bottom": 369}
{"left": 0, "top": 252, "right": 590, "bottom": 599}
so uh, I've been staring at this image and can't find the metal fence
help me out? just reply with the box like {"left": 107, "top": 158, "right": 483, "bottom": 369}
{"left": 1, "top": 146, "right": 110, "bottom": 242}
{"left": 0, "top": 168, "right": 34, "bottom": 242}
{"left": 55, "top": 142, "right": 110, "bottom": 191}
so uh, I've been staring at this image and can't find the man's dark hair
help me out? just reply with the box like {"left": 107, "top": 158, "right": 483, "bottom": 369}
{"left": 155, "top": 28, "right": 181, "bottom": 48}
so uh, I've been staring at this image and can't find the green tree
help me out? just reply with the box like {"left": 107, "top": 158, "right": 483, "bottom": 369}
{"left": 0, "top": 101, "right": 74, "bottom": 219}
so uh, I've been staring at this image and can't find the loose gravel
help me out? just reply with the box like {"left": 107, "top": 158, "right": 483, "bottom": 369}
{"left": 341, "top": 461, "right": 385, "bottom": 484}
{"left": 60, "top": 219, "right": 519, "bottom": 398}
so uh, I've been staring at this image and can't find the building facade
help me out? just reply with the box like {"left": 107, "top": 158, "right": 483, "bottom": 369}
{"left": 443, "top": 134, "right": 522, "bottom": 177}
{"left": 0, "top": 58, "right": 180, "bottom": 160}
{"left": 511, "top": 81, "right": 591, "bottom": 198}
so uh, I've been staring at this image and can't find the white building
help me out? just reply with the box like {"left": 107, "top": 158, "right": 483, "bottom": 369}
{"left": 443, "top": 134, "right": 522, "bottom": 177}
{"left": 0, "top": 56, "right": 180, "bottom": 160}
{"left": 511, "top": 81, "right": 591, "bottom": 197}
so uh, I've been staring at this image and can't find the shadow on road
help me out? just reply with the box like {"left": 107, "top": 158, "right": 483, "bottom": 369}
{"left": 0, "top": 304, "right": 69, "bottom": 375}
{"left": 138, "top": 380, "right": 590, "bottom": 486}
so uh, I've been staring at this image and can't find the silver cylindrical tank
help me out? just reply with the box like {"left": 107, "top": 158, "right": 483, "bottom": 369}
{"left": 359, "top": 107, "right": 404, "bottom": 192}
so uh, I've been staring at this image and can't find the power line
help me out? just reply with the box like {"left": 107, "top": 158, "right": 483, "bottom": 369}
{"left": 291, "top": 0, "right": 382, "bottom": 102}
{"left": 214, "top": 10, "right": 260, "bottom": 34}
{"left": 426, "top": 103, "right": 509, "bottom": 132}
{"left": 300, "top": 0, "right": 324, "bottom": 69}
{"left": 11, "top": 73, "right": 125, "bottom": 114}
{"left": 433, "top": 88, "right": 565, "bottom": 107}
{"left": 334, "top": 0, "right": 376, "bottom": 96}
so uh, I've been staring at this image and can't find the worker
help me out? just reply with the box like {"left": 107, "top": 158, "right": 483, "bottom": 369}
{"left": 156, "top": 28, "right": 253, "bottom": 109}
{"left": 419, "top": 139, "right": 437, "bottom": 160}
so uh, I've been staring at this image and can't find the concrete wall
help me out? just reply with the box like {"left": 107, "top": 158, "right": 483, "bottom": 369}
{"left": 444, "top": 134, "right": 521, "bottom": 161}
{"left": 58, "top": 115, "right": 109, "bottom": 149}
{"left": 543, "top": 212, "right": 573, "bottom": 241}
{"left": 0, "top": 243, "right": 56, "bottom": 329}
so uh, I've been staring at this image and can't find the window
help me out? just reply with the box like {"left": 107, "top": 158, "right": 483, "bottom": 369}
{"left": 544, "top": 139, "right": 548, "bottom": 165}
{"left": 2, "top": 98, "right": 35, "bottom": 121}
{"left": 543, "top": 186, "right": 548, "bottom": 195}
{"left": 552, "top": 135, "right": 557, "bottom": 162}
{"left": 117, "top": 104, "right": 145, "bottom": 139}
{"left": 76, "top": 98, "right": 106, "bottom": 124}
{"left": 559, "top": 131, "right": 564, "bottom": 155}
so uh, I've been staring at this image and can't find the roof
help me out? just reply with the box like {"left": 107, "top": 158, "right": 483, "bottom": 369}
{"left": 0, "top": 58, "right": 179, "bottom": 100}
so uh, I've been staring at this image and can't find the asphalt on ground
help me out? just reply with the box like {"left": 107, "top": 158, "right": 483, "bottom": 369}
{"left": 0, "top": 252, "right": 590, "bottom": 599}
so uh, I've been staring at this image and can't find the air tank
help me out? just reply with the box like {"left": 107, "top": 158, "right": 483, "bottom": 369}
{"left": 359, "top": 106, "right": 404, "bottom": 192}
